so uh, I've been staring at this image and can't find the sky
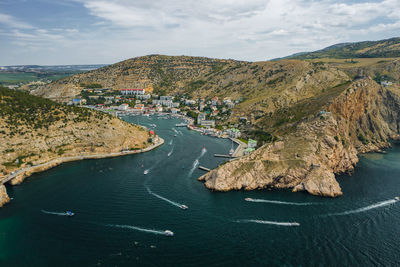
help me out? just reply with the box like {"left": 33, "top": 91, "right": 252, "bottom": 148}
{"left": 0, "top": 0, "right": 399, "bottom": 65}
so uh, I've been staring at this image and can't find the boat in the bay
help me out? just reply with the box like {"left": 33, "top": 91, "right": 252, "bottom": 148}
{"left": 65, "top": 211, "right": 74, "bottom": 217}
{"left": 144, "top": 170, "right": 149, "bottom": 175}
{"left": 164, "top": 230, "right": 174, "bottom": 236}
{"left": 180, "top": 205, "right": 188, "bottom": 210}
{"left": 245, "top": 198, "right": 253, "bottom": 201}
{"left": 395, "top": 197, "right": 399, "bottom": 201}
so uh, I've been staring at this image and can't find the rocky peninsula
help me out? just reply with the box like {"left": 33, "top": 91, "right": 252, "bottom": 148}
{"left": 199, "top": 77, "right": 400, "bottom": 197}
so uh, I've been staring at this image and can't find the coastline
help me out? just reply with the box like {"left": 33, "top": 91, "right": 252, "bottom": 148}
{"left": 0, "top": 137, "right": 164, "bottom": 207}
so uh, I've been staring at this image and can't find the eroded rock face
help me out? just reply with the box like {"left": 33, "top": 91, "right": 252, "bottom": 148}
{"left": 0, "top": 185, "right": 10, "bottom": 207}
{"left": 200, "top": 78, "right": 400, "bottom": 197}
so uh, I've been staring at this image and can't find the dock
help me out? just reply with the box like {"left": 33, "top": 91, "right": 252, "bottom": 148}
{"left": 198, "top": 166, "right": 211, "bottom": 172}
{"left": 214, "top": 154, "right": 234, "bottom": 158}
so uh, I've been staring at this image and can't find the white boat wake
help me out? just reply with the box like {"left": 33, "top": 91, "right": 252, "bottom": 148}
{"left": 168, "top": 147, "right": 174, "bottom": 157}
{"left": 245, "top": 198, "right": 319, "bottom": 206}
{"left": 107, "top": 224, "right": 172, "bottom": 236}
{"left": 235, "top": 219, "right": 300, "bottom": 227}
{"left": 146, "top": 187, "right": 187, "bottom": 209}
{"left": 41, "top": 210, "right": 69, "bottom": 216}
{"left": 169, "top": 140, "right": 173, "bottom": 146}
{"left": 328, "top": 198, "right": 399, "bottom": 216}
{"left": 172, "top": 128, "right": 179, "bottom": 134}
{"left": 188, "top": 147, "right": 207, "bottom": 176}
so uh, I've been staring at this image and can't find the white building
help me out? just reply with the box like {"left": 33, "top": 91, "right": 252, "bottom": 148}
{"left": 137, "top": 94, "right": 151, "bottom": 100}
{"left": 197, "top": 113, "right": 206, "bottom": 124}
{"left": 201, "top": 120, "right": 215, "bottom": 128}
{"left": 120, "top": 89, "right": 145, "bottom": 95}
{"left": 185, "top": 99, "right": 197, "bottom": 105}
{"left": 118, "top": 103, "right": 129, "bottom": 111}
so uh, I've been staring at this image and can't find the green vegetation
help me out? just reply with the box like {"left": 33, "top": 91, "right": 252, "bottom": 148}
{"left": 80, "top": 83, "right": 102, "bottom": 88}
{"left": 0, "top": 86, "right": 108, "bottom": 134}
{"left": 289, "top": 37, "right": 400, "bottom": 59}
{"left": 0, "top": 71, "right": 80, "bottom": 85}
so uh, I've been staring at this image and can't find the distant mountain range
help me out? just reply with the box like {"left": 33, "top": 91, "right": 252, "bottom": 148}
{"left": 0, "top": 64, "right": 108, "bottom": 73}
{"left": 279, "top": 37, "right": 400, "bottom": 60}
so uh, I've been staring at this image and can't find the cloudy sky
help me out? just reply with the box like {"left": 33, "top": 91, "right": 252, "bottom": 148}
{"left": 0, "top": 0, "right": 399, "bottom": 65}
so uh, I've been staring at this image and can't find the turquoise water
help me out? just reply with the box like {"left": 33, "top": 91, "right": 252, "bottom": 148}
{"left": 1, "top": 116, "right": 400, "bottom": 266}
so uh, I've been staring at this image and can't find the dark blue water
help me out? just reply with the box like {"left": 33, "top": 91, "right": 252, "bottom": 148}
{"left": 1, "top": 116, "right": 400, "bottom": 266}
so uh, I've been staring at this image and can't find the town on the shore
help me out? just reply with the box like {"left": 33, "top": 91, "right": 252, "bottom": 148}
{"left": 72, "top": 87, "right": 258, "bottom": 156}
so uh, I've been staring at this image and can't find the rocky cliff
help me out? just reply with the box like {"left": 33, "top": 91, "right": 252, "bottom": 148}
{"left": 199, "top": 77, "right": 400, "bottom": 197}
{"left": 0, "top": 185, "right": 10, "bottom": 207}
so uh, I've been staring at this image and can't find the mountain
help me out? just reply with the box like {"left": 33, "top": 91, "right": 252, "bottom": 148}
{"left": 0, "top": 86, "right": 152, "bottom": 205}
{"left": 30, "top": 40, "right": 400, "bottom": 197}
{"left": 286, "top": 37, "right": 400, "bottom": 59}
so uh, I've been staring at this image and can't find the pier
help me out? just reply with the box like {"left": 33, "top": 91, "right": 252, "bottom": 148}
{"left": 214, "top": 154, "right": 234, "bottom": 158}
{"left": 198, "top": 166, "right": 211, "bottom": 172}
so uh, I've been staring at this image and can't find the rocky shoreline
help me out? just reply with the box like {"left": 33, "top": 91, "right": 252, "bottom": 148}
{"left": 0, "top": 137, "right": 164, "bottom": 207}
{"left": 199, "top": 78, "right": 400, "bottom": 197}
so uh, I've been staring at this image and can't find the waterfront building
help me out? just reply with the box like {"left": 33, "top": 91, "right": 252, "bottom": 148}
{"left": 118, "top": 103, "right": 129, "bottom": 111}
{"left": 197, "top": 113, "right": 206, "bottom": 124}
{"left": 248, "top": 139, "right": 257, "bottom": 148}
{"left": 226, "top": 128, "right": 241, "bottom": 138}
{"left": 201, "top": 120, "right": 216, "bottom": 128}
{"left": 243, "top": 147, "right": 255, "bottom": 155}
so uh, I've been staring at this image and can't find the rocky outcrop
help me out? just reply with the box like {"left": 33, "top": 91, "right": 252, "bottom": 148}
{"left": 0, "top": 185, "right": 10, "bottom": 207}
{"left": 200, "top": 77, "right": 400, "bottom": 197}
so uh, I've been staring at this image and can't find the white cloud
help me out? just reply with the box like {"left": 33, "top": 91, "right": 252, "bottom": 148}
{"left": 0, "top": 13, "right": 33, "bottom": 29}
{"left": 1, "top": 0, "right": 400, "bottom": 64}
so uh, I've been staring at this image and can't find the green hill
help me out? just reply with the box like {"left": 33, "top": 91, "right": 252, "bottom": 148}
{"left": 287, "top": 37, "right": 400, "bottom": 59}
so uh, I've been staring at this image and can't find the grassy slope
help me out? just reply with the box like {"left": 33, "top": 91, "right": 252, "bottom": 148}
{"left": 288, "top": 37, "right": 400, "bottom": 59}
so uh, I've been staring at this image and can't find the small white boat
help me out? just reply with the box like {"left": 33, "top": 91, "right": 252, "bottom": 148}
{"left": 180, "top": 205, "right": 188, "bottom": 210}
{"left": 245, "top": 198, "right": 253, "bottom": 201}
{"left": 395, "top": 197, "right": 399, "bottom": 201}
{"left": 144, "top": 170, "right": 149, "bottom": 175}
{"left": 164, "top": 230, "right": 174, "bottom": 236}
{"left": 174, "top": 134, "right": 177, "bottom": 137}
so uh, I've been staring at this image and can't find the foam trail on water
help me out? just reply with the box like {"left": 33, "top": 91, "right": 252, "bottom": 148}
{"left": 236, "top": 219, "right": 300, "bottom": 227}
{"left": 169, "top": 140, "right": 173, "bottom": 145}
{"left": 188, "top": 147, "right": 207, "bottom": 176}
{"left": 245, "top": 198, "right": 318, "bottom": 206}
{"left": 146, "top": 187, "right": 185, "bottom": 209}
{"left": 329, "top": 199, "right": 398, "bottom": 216}
{"left": 179, "top": 131, "right": 183, "bottom": 135}
{"left": 41, "top": 210, "right": 69, "bottom": 216}
{"left": 107, "top": 224, "right": 166, "bottom": 235}
{"left": 188, "top": 159, "right": 199, "bottom": 176}
{"left": 172, "top": 128, "right": 179, "bottom": 134}
{"left": 168, "top": 147, "right": 174, "bottom": 157}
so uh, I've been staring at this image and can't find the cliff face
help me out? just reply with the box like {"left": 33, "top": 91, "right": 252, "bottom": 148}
{"left": 199, "top": 78, "right": 400, "bottom": 197}
{"left": 0, "top": 185, "right": 10, "bottom": 207}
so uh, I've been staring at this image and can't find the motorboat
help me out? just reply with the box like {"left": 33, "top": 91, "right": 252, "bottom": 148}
{"left": 65, "top": 211, "right": 74, "bottom": 217}
{"left": 180, "top": 205, "right": 188, "bottom": 210}
{"left": 144, "top": 170, "right": 149, "bottom": 175}
{"left": 245, "top": 198, "right": 253, "bottom": 201}
{"left": 174, "top": 134, "right": 177, "bottom": 137}
{"left": 395, "top": 197, "right": 399, "bottom": 201}
{"left": 164, "top": 230, "right": 174, "bottom": 236}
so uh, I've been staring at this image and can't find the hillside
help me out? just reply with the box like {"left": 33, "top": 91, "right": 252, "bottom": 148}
{"left": 32, "top": 55, "right": 239, "bottom": 101}
{"left": 200, "top": 77, "right": 400, "bottom": 196}
{"left": 0, "top": 86, "right": 152, "bottom": 206}
{"left": 286, "top": 37, "right": 400, "bottom": 59}
{"left": 31, "top": 43, "right": 400, "bottom": 197}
